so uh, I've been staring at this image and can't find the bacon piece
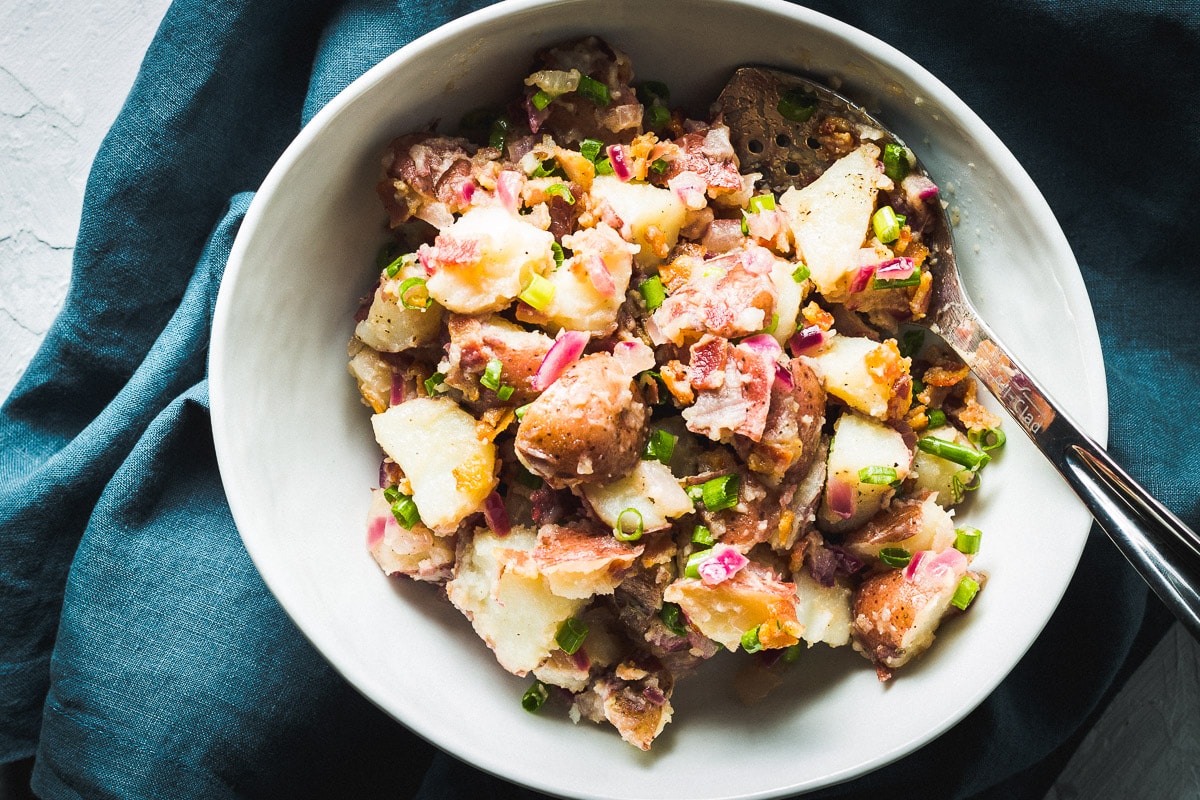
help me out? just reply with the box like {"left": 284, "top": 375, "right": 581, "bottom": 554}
{"left": 659, "top": 124, "right": 745, "bottom": 198}
{"left": 682, "top": 336, "right": 775, "bottom": 443}
{"left": 735, "top": 357, "right": 826, "bottom": 483}
{"left": 376, "top": 133, "right": 479, "bottom": 228}
{"left": 652, "top": 247, "right": 778, "bottom": 345}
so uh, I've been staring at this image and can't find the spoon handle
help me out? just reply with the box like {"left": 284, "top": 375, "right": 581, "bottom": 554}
{"left": 943, "top": 320, "right": 1200, "bottom": 640}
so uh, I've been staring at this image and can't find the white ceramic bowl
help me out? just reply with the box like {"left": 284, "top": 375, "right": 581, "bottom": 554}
{"left": 210, "top": 1, "right": 1106, "bottom": 797}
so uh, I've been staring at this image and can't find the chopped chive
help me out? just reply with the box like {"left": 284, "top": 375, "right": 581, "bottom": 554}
{"left": 645, "top": 103, "right": 670, "bottom": 128}
{"left": 638, "top": 275, "right": 666, "bottom": 311}
{"left": 684, "top": 548, "right": 710, "bottom": 579}
{"left": 488, "top": 115, "right": 512, "bottom": 151}
{"left": 691, "top": 525, "right": 715, "bottom": 547}
{"left": 872, "top": 269, "right": 922, "bottom": 290}
{"left": 660, "top": 603, "right": 689, "bottom": 637}
{"left": 872, "top": 205, "right": 901, "bottom": 244}
{"left": 777, "top": 88, "right": 818, "bottom": 122}
{"left": 747, "top": 193, "right": 776, "bottom": 213}
{"left": 531, "top": 89, "right": 553, "bottom": 111}
{"left": 916, "top": 436, "right": 991, "bottom": 471}
{"left": 390, "top": 493, "right": 421, "bottom": 529}
{"left": 650, "top": 157, "right": 669, "bottom": 174}
{"left": 398, "top": 277, "right": 433, "bottom": 310}
{"left": 480, "top": 359, "right": 504, "bottom": 391}
{"left": 927, "top": 408, "right": 947, "bottom": 428}
{"left": 576, "top": 75, "right": 611, "bottom": 106}
{"left": 879, "top": 547, "right": 912, "bottom": 568}
{"left": 522, "top": 679, "right": 549, "bottom": 712}
{"left": 550, "top": 241, "right": 565, "bottom": 270}
{"left": 555, "top": 616, "right": 589, "bottom": 655}
{"left": 514, "top": 403, "right": 532, "bottom": 420}
{"left": 519, "top": 273, "right": 556, "bottom": 311}
{"left": 614, "top": 507, "right": 644, "bottom": 542}
{"left": 951, "top": 574, "right": 980, "bottom": 610}
{"left": 882, "top": 143, "right": 910, "bottom": 182}
{"left": 741, "top": 625, "right": 764, "bottom": 653}
{"left": 969, "top": 427, "right": 1007, "bottom": 451}
{"left": 545, "top": 183, "right": 575, "bottom": 204}
{"left": 636, "top": 80, "right": 670, "bottom": 105}
{"left": 423, "top": 372, "right": 446, "bottom": 396}
{"left": 594, "top": 156, "right": 614, "bottom": 176}
{"left": 642, "top": 428, "right": 677, "bottom": 466}
{"left": 690, "top": 474, "right": 740, "bottom": 512}
{"left": 579, "top": 138, "right": 604, "bottom": 162}
{"left": 496, "top": 385, "right": 515, "bottom": 402}
{"left": 858, "top": 466, "right": 899, "bottom": 485}
{"left": 791, "top": 263, "right": 810, "bottom": 283}
{"left": 954, "top": 526, "right": 982, "bottom": 555}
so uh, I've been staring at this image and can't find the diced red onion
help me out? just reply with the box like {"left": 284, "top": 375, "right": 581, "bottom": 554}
{"left": 612, "top": 339, "right": 655, "bottom": 376}
{"left": 644, "top": 685, "right": 668, "bottom": 706}
{"left": 585, "top": 254, "right": 615, "bottom": 297}
{"left": 697, "top": 544, "right": 749, "bottom": 586}
{"left": 848, "top": 264, "right": 876, "bottom": 293}
{"left": 457, "top": 180, "right": 476, "bottom": 207}
{"left": 828, "top": 477, "right": 854, "bottom": 519}
{"left": 366, "top": 513, "right": 387, "bottom": 549}
{"left": 389, "top": 372, "right": 405, "bottom": 406}
{"left": 570, "top": 649, "right": 591, "bottom": 672}
{"left": 775, "top": 363, "right": 794, "bottom": 389}
{"left": 497, "top": 170, "right": 523, "bottom": 214}
{"left": 533, "top": 330, "right": 589, "bottom": 390}
{"left": 417, "top": 243, "right": 435, "bottom": 275}
{"left": 915, "top": 547, "right": 968, "bottom": 586}
{"left": 701, "top": 218, "right": 745, "bottom": 253}
{"left": 904, "top": 549, "right": 927, "bottom": 581}
{"left": 789, "top": 325, "right": 828, "bottom": 355}
{"left": 902, "top": 173, "right": 940, "bottom": 202}
{"left": 874, "top": 257, "right": 917, "bottom": 280}
{"left": 483, "top": 491, "right": 511, "bottom": 537}
{"left": 738, "top": 333, "right": 783, "bottom": 358}
{"left": 606, "top": 144, "right": 632, "bottom": 182}
{"left": 744, "top": 209, "right": 782, "bottom": 243}
{"left": 739, "top": 244, "right": 776, "bottom": 275}
{"left": 525, "top": 95, "right": 551, "bottom": 134}
{"left": 378, "top": 460, "right": 390, "bottom": 488}
{"left": 668, "top": 171, "right": 707, "bottom": 209}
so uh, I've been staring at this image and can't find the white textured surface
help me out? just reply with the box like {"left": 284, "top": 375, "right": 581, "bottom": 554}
{"left": 0, "top": 1, "right": 1196, "bottom": 798}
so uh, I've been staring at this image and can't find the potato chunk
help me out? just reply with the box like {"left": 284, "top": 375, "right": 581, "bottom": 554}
{"left": 817, "top": 411, "right": 913, "bottom": 534}
{"left": 580, "top": 459, "right": 694, "bottom": 533}
{"left": 806, "top": 334, "right": 911, "bottom": 420}
{"left": 355, "top": 267, "right": 443, "bottom": 352}
{"left": 424, "top": 205, "right": 556, "bottom": 313}
{"left": 446, "top": 526, "right": 585, "bottom": 675}
{"left": 365, "top": 488, "right": 454, "bottom": 582}
{"left": 371, "top": 397, "right": 498, "bottom": 533}
{"left": 663, "top": 561, "right": 801, "bottom": 651}
{"left": 589, "top": 175, "right": 687, "bottom": 267}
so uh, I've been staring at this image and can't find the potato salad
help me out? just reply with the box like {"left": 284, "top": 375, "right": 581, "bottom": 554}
{"left": 347, "top": 37, "right": 1005, "bottom": 751}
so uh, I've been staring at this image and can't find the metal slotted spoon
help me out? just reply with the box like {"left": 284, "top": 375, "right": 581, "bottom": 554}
{"left": 717, "top": 66, "right": 1200, "bottom": 640}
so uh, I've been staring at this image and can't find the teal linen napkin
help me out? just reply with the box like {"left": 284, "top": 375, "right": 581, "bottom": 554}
{"left": 1, "top": 1, "right": 1195, "bottom": 797}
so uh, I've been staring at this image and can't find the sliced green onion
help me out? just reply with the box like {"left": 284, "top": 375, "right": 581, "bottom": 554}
{"left": 684, "top": 548, "right": 711, "bottom": 579}
{"left": 531, "top": 89, "right": 553, "bottom": 111}
{"left": 690, "top": 474, "right": 740, "bottom": 512}
{"left": 660, "top": 603, "right": 689, "bottom": 637}
{"left": 899, "top": 329, "right": 925, "bottom": 358}
{"left": 951, "top": 575, "right": 980, "bottom": 610}
{"left": 424, "top": 371, "right": 446, "bottom": 396}
{"left": 781, "top": 644, "right": 802, "bottom": 664}
{"left": 650, "top": 157, "right": 669, "bottom": 174}
{"left": 927, "top": 408, "right": 947, "bottom": 428}
{"left": 761, "top": 312, "right": 779, "bottom": 335}
{"left": 872, "top": 205, "right": 901, "bottom": 244}
{"left": 954, "top": 527, "right": 982, "bottom": 555}
{"left": 390, "top": 493, "right": 421, "bottom": 529}
{"left": 691, "top": 525, "right": 715, "bottom": 547}
{"left": 496, "top": 385, "right": 515, "bottom": 402}
{"left": 519, "top": 273, "right": 556, "bottom": 311}
{"left": 882, "top": 143, "right": 910, "bottom": 182}
{"left": 645, "top": 103, "right": 670, "bottom": 128}
{"left": 747, "top": 193, "right": 776, "bottom": 213}
{"left": 550, "top": 241, "right": 565, "bottom": 270}
{"left": 642, "top": 428, "right": 677, "bottom": 465}
{"left": 579, "top": 138, "right": 604, "bottom": 162}
{"left": 777, "top": 88, "right": 818, "bottom": 122}
{"left": 916, "top": 436, "right": 991, "bottom": 471}
{"left": 382, "top": 485, "right": 402, "bottom": 504}
{"left": 480, "top": 359, "right": 504, "bottom": 391}
{"left": 912, "top": 378, "right": 926, "bottom": 396}
{"left": 488, "top": 115, "right": 512, "bottom": 151}
{"left": 530, "top": 159, "right": 559, "bottom": 178}
{"left": 383, "top": 251, "right": 412, "bottom": 278}
{"left": 555, "top": 616, "right": 590, "bottom": 655}
{"left": 614, "top": 507, "right": 645, "bottom": 542}
{"left": 791, "top": 263, "right": 810, "bottom": 283}
{"left": 522, "top": 679, "right": 549, "bottom": 712}
{"left": 639, "top": 275, "right": 666, "bottom": 311}
{"left": 514, "top": 403, "right": 532, "bottom": 420}
{"left": 594, "top": 157, "right": 614, "bottom": 176}
{"left": 741, "top": 625, "right": 764, "bottom": 653}
{"left": 636, "top": 80, "right": 670, "bottom": 105}
{"left": 858, "top": 466, "right": 899, "bottom": 485}
{"left": 872, "top": 268, "right": 922, "bottom": 290}
{"left": 576, "top": 75, "right": 611, "bottom": 106}
{"left": 969, "top": 427, "right": 1007, "bottom": 451}
{"left": 545, "top": 183, "right": 575, "bottom": 205}
{"left": 398, "top": 277, "right": 433, "bottom": 310}
{"left": 879, "top": 547, "right": 912, "bottom": 568}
